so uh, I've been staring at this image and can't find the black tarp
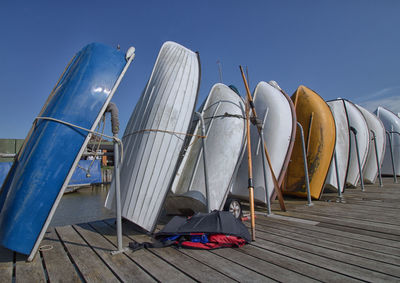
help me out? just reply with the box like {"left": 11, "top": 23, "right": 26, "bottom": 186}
{"left": 155, "top": 210, "right": 251, "bottom": 243}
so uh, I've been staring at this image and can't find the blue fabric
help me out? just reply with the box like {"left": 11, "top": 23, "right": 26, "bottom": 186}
{"left": 0, "top": 43, "right": 125, "bottom": 255}
{"left": 162, "top": 235, "right": 180, "bottom": 242}
{"left": 190, "top": 234, "right": 209, "bottom": 243}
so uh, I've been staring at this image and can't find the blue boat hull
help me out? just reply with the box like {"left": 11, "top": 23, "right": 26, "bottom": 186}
{"left": 69, "top": 160, "right": 102, "bottom": 186}
{"left": 0, "top": 163, "right": 12, "bottom": 187}
{"left": 0, "top": 43, "right": 125, "bottom": 255}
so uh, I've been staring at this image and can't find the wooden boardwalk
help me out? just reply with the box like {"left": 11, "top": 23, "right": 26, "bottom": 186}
{"left": 1, "top": 178, "right": 400, "bottom": 282}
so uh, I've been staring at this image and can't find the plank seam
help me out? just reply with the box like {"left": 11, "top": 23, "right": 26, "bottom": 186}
{"left": 257, "top": 216, "right": 400, "bottom": 249}
{"left": 54, "top": 228, "right": 86, "bottom": 283}
{"left": 253, "top": 232, "right": 400, "bottom": 280}
{"left": 259, "top": 225, "right": 400, "bottom": 268}
{"left": 39, "top": 251, "right": 50, "bottom": 283}
{"left": 208, "top": 250, "right": 277, "bottom": 282}
{"left": 92, "top": 221, "right": 160, "bottom": 282}
{"left": 255, "top": 219, "right": 400, "bottom": 257}
{"left": 71, "top": 225, "right": 124, "bottom": 283}
{"left": 233, "top": 247, "right": 323, "bottom": 282}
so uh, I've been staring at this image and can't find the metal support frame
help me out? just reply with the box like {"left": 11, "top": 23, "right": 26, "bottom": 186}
{"left": 388, "top": 130, "right": 400, "bottom": 183}
{"left": 333, "top": 150, "right": 342, "bottom": 198}
{"left": 349, "top": 127, "right": 365, "bottom": 191}
{"left": 259, "top": 121, "right": 272, "bottom": 215}
{"left": 110, "top": 47, "right": 136, "bottom": 256}
{"left": 385, "top": 131, "right": 397, "bottom": 183}
{"left": 110, "top": 134, "right": 128, "bottom": 255}
{"left": 297, "top": 122, "right": 313, "bottom": 206}
{"left": 195, "top": 112, "right": 211, "bottom": 213}
{"left": 370, "top": 130, "right": 383, "bottom": 187}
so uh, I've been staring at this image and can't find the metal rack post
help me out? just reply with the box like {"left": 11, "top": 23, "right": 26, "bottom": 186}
{"left": 297, "top": 122, "right": 313, "bottom": 206}
{"left": 370, "top": 130, "right": 383, "bottom": 187}
{"left": 350, "top": 127, "right": 365, "bottom": 191}
{"left": 389, "top": 131, "right": 400, "bottom": 183}
{"left": 259, "top": 121, "right": 272, "bottom": 215}
{"left": 386, "top": 131, "right": 397, "bottom": 183}
{"left": 110, "top": 47, "right": 136, "bottom": 255}
{"left": 333, "top": 150, "right": 342, "bottom": 198}
{"left": 195, "top": 112, "right": 211, "bottom": 213}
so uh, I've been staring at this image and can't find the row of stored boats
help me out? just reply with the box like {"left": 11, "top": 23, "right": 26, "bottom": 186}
{"left": 0, "top": 41, "right": 399, "bottom": 260}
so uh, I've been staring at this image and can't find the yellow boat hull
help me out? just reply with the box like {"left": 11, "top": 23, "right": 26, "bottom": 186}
{"left": 284, "top": 85, "right": 336, "bottom": 199}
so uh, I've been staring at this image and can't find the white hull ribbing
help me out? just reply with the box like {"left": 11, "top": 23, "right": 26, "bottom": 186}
{"left": 375, "top": 106, "right": 400, "bottom": 176}
{"left": 344, "top": 100, "right": 370, "bottom": 186}
{"left": 105, "top": 41, "right": 200, "bottom": 232}
{"left": 357, "top": 105, "right": 386, "bottom": 184}
{"left": 325, "top": 99, "right": 350, "bottom": 192}
{"left": 168, "top": 83, "right": 246, "bottom": 212}
{"left": 231, "top": 81, "right": 294, "bottom": 204}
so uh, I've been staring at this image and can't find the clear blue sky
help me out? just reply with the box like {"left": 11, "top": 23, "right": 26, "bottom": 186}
{"left": 1, "top": 0, "right": 399, "bottom": 138}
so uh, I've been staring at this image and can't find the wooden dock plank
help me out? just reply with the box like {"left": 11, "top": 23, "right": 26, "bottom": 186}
{"left": 40, "top": 228, "right": 81, "bottom": 283}
{"left": 0, "top": 247, "right": 13, "bottom": 283}
{"left": 237, "top": 244, "right": 361, "bottom": 282}
{"left": 252, "top": 229, "right": 400, "bottom": 281}
{"left": 15, "top": 252, "right": 45, "bottom": 283}
{"left": 254, "top": 223, "right": 400, "bottom": 272}
{"left": 317, "top": 222, "right": 400, "bottom": 242}
{"left": 55, "top": 225, "right": 119, "bottom": 283}
{"left": 180, "top": 248, "right": 275, "bottom": 282}
{"left": 255, "top": 218, "right": 400, "bottom": 264}
{"left": 212, "top": 247, "right": 320, "bottom": 282}
{"left": 286, "top": 203, "right": 400, "bottom": 226}
{"left": 74, "top": 223, "right": 156, "bottom": 282}
{"left": 113, "top": 220, "right": 237, "bottom": 283}
{"left": 275, "top": 210, "right": 400, "bottom": 239}
{"left": 92, "top": 220, "right": 197, "bottom": 283}
{"left": 258, "top": 215, "right": 400, "bottom": 251}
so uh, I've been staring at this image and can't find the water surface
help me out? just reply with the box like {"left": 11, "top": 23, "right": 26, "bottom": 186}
{"left": 50, "top": 185, "right": 115, "bottom": 227}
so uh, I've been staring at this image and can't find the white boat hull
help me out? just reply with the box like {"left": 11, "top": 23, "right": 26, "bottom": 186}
{"left": 231, "top": 81, "right": 295, "bottom": 204}
{"left": 344, "top": 100, "right": 370, "bottom": 187}
{"left": 357, "top": 105, "right": 386, "bottom": 183}
{"left": 375, "top": 106, "right": 400, "bottom": 176}
{"left": 325, "top": 100, "right": 350, "bottom": 192}
{"left": 105, "top": 41, "right": 200, "bottom": 232}
{"left": 166, "top": 83, "right": 246, "bottom": 214}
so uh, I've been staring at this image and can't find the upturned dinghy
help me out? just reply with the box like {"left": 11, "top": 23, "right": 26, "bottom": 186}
{"left": 343, "top": 100, "right": 369, "bottom": 187}
{"left": 0, "top": 43, "right": 131, "bottom": 258}
{"left": 165, "top": 83, "right": 246, "bottom": 215}
{"left": 357, "top": 105, "right": 386, "bottom": 184}
{"left": 375, "top": 106, "right": 400, "bottom": 176}
{"left": 105, "top": 41, "right": 200, "bottom": 232}
{"left": 284, "top": 85, "right": 335, "bottom": 199}
{"left": 231, "top": 81, "right": 296, "bottom": 204}
{"left": 324, "top": 99, "right": 350, "bottom": 193}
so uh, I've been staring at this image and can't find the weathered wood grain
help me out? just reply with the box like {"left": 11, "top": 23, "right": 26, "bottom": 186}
{"left": 74, "top": 223, "right": 155, "bottom": 282}
{"left": 40, "top": 228, "right": 81, "bottom": 283}
{"left": 15, "top": 252, "right": 45, "bottom": 283}
{"left": 92, "top": 220, "right": 196, "bottom": 283}
{"left": 0, "top": 247, "right": 13, "bottom": 283}
{"left": 55, "top": 225, "right": 118, "bottom": 283}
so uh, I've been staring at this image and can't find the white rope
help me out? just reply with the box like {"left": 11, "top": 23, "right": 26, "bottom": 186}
{"left": 34, "top": 116, "right": 124, "bottom": 163}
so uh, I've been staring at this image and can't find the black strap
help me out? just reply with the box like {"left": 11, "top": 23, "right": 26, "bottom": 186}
{"left": 128, "top": 239, "right": 177, "bottom": 251}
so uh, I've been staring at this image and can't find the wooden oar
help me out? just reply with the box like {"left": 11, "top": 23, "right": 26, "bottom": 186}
{"left": 245, "top": 97, "right": 256, "bottom": 241}
{"left": 239, "top": 66, "right": 286, "bottom": 212}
